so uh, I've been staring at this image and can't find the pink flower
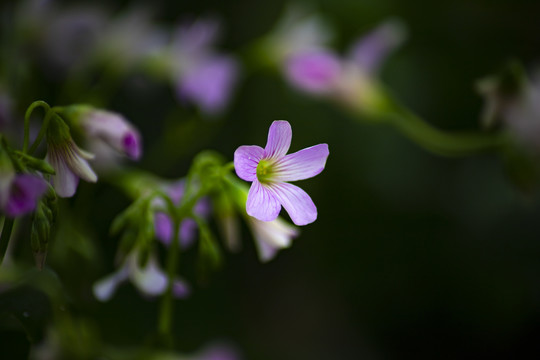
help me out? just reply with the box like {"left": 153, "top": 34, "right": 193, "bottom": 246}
{"left": 234, "top": 121, "right": 329, "bottom": 225}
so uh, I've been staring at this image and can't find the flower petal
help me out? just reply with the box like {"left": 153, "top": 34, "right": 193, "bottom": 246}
{"left": 66, "top": 144, "right": 97, "bottom": 182}
{"left": 270, "top": 182, "right": 317, "bottom": 225}
{"left": 122, "top": 131, "right": 142, "bottom": 160}
{"left": 246, "top": 180, "right": 281, "bottom": 222}
{"left": 180, "top": 218, "right": 197, "bottom": 248}
{"left": 285, "top": 50, "right": 341, "bottom": 94}
{"left": 172, "top": 279, "right": 191, "bottom": 299}
{"left": 234, "top": 145, "right": 264, "bottom": 181}
{"left": 47, "top": 152, "right": 80, "bottom": 198}
{"left": 264, "top": 120, "right": 292, "bottom": 159}
{"left": 177, "top": 56, "right": 238, "bottom": 114}
{"left": 92, "top": 265, "right": 130, "bottom": 302}
{"left": 274, "top": 143, "right": 329, "bottom": 182}
{"left": 349, "top": 20, "right": 406, "bottom": 74}
{"left": 130, "top": 256, "right": 167, "bottom": 296}
{"left": 248, "top": 217, "right": 299, "bottom": 262}
{"left": 154, "top": 212, "right": 173, "bottom": 245}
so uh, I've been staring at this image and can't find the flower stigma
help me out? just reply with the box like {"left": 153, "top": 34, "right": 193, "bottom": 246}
{"left": 256, "top": 159, "right": 275, "bottom": 183}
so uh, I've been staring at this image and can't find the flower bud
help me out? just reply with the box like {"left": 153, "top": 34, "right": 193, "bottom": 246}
{"left": 45, "top": 116, "right": 97, "bottom": 197}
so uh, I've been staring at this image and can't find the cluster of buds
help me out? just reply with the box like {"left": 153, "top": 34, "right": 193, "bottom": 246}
{"left": 0, "top": 100, "right": 142, "bottom": 270}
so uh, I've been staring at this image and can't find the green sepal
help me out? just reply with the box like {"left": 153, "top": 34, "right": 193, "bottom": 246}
{"left": 13, "top": 151, "right": 55, "bottom": 175}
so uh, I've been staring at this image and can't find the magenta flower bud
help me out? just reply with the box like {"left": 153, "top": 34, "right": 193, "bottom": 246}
{"left": 234, "top": 120, "right": 329, "bottom": 226}
{"left": 79, "top": 109, "right": 142, "bottom": 160}
{"left": 4, "top": 175, "right": 48, "bottom": 217}
{"left": 0, "top": 143, "right": 48, "bottom": 217}
{"left": 284, "top": 50, "right": 341, "bottom": 94}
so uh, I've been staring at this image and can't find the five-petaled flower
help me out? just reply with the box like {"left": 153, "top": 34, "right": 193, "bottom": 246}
{"left": 234, "top": 120, "right": 328, "bottom": 226}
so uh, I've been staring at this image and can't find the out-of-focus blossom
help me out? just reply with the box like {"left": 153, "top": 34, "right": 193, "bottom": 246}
{"left": 176, "top": 56, "right": 238, "bottom": 114}
{"left": 40, "top": 5, "right": 108, "bottom": 71}
{"left": 263, "top": 4, "right": 333, "bottom": 64}
{"left": 234, "top": 120, "right": 329, "bottom": 226}
{"left": 284, "top": 50, "right": 341, "bottom": 95}
{"left": 0, "top": 149, "right": 48, "bottom": 217}
{"left": 93, "top": 250, "right": 190, "bottom": 301}
{"left": 348, "top": 20, "right": 406, "bottom": 74}
{"left": 1, "top": 174, "right": 48, "bottom": 218}
{"left": 70, "top": 106, "right": 141, "bottom": 160}
{"left": 166, "top": 19, "right": 239, "bottom": 114}
{"left": 478, "top": 70, "right": 540, "bottom": 153}
{"left": 58, "top": 105, "right": 142, "bottom": 172}
{"left": 476, "top": 62, "right": 538, "bottom": 144}
{"left": 95, "top": 7, "right": 167, "bottom": 71}
{"left": 247, "top": 216, "right": 299, "bottom": 262}
{"left": 45, "top": 117, "right": 97, "bottom": 197}
{"left": 223, "top": 177, "right": 299, "bottom": 261}
{"left": 282, "top": 20, "right": 405, "bottom": 113}
{"left": 153, "top": 179, "right": 210, "bottom": 248}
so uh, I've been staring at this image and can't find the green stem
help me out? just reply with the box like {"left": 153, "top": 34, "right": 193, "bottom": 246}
{"left": 0, "top": 217, "right": 15, "bottom": 266}
{"left": 27, "top": 110, "right": 56, "bottom": 156}
{"left": 383, "top": 107, "right": 511, "bottom": 156}
{"left": 23, "top": 101, "right": 50, "bottom": 154}
{"left": 157, "top": 216, "right": 181, "bottom": 346}
{"left": 349, "top": 86, "right": 511, "bottom": 157}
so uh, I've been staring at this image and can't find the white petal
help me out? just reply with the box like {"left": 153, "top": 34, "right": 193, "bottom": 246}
{"left": 130, "top": 255, "right": 168, "bottom": 296}
{"left": 92, "top": 265, "right": 130, "bottom": 302}
{"left": 47, "top": 152, "right": 80, "bottom": 198}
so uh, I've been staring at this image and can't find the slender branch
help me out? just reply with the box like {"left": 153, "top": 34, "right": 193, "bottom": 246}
{"left": 347, "top": 87, "right": 511, "bottom": 157}
{"left": 28, "top": 110, "right": 56, "bottom": 156}
{"left": 157, "top": 215, "right": 181, "bottom": 346}
{"left": 23, "top": 101, "right": 50, "bottom": 154}
{"left": 383, "top": 106, "right": 511, "bottom": 156}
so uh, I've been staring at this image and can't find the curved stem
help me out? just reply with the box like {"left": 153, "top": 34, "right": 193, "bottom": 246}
{"left": 0, "top": 217, "right": 15, "bottom": 266}
{"left": 157, "top": 215, "right": 181, "bottom": 347}
{"left": 348, "top": 87, "right": 511, "bottom": 157}
{"left": 382, "top": 107, "right": 511, "bottom": 156}
{"left": 28, "top": 110, "right": 56, "bottom": 156}
{"left": 23, "top": 101, "right": 50, "bottom": 154}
